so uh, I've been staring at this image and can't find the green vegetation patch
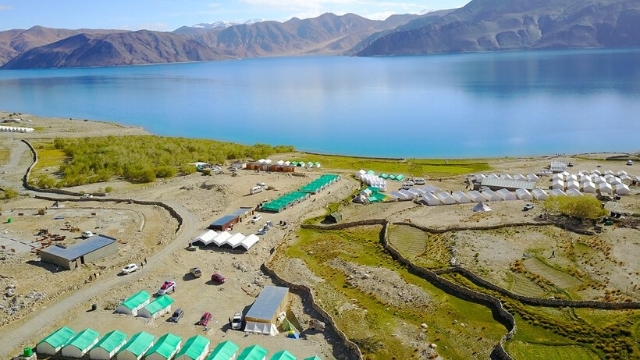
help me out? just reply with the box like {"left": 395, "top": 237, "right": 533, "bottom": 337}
{"left": 32, "top": 136, "right": 294, "bottom": 186}
{"left": 506, "top": 341, "right": 599, "bottom": 360}
{"left": 0, "top": 145, "right": 9, "bottom": 163}
{"left": 295, "top": 154, "right": 490, "bottom": 177}
{"left": 543, "top": 196, "right": 608, "bottom": 220}
{"left": 286, "top": 227, "right": 506, "bottom": 359}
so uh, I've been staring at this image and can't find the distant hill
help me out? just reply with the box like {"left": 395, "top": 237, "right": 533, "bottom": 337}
{"left": 357, "top": 0, "right": 640, "bottom": 56}
{"left": 2, "top": 30, "right": 229, "bottom": 69}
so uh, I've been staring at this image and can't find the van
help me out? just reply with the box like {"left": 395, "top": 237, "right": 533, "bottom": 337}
{"left": 413, "top": 178, "right": 426, "bottom": 185}
{"left": 250, "top": 186, "right": 263, "bottom": 195}
{"left": 401, "top": 181, "right": 415, "bottom": 190}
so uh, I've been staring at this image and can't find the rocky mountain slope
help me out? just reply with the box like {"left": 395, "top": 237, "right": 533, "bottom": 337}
{"left": 356, "top": 0, "right": 640, "bottom": 56}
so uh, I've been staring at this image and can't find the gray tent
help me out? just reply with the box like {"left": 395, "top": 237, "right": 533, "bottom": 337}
{"left": 472, "top": 202, "right": 491, "bottom": 212}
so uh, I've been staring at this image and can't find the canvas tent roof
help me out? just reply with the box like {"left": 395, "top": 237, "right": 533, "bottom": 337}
{"left": 206, "top": 340, "right": 239, "bottom": 360}
{"left": 212, "top": 231, "right": 232, "bottom": 246}
{"left": 549, "top": 189, "right": 566, "bottom": 196}
{"left": 92, "top": 330, "right": 128, "bottom": 353}
{"left": 225, "top": 233, "right": 246, "bottom": 248}
{"left": 421, "top": 192, "right": 441, "bottom": 206}
{"left": 38, "top": 326, "right": 76, "bottom": 350}
{"left": 616, "top": 184, "right": 630, "bottom": 195}
{"left": 144, "top": 295, "right": 174, "bottom": 315}
{"left": 566, "top": 188, "right": 583, "bottom": 197}
{"left": 270, "top": 350, "right": 297, "bottom": 360}
{"left": 65, "top": 328, "right": 100, "bottom": 352}
{"left": 41, "top": 234, "right": 116, "bottom": 261}
{"left": 473, "top": 202, "right": 491, "bottom": 212}
{"left": 515, "top": 188, "right": 533, "bottom": 200}
{"left": 435, "top": 192, "right": 456, "bottom": 205}
{"left": 245, "top": 286, "right": 289, "bottom": 322}
{"left": 238, "top": 345, "right": 269, "bottom": 360}
{"left": 145, "top": 333, "right": 182, "bottom": 359}
{"left": 240, "top": 234, "right": 260, "bottom": 250}
{"left": 175, "top": 335, "right": 210, "bottom": 360}
{"left": 118, "top": 331, "right": 155, "bottom": 357}
{"left": 451, "top": 191, "right": 471, "bottom": 204}
{"left": 120, "top": 290, "right": 151, "bottom": 310}
{"left": 467, "top": 190, "right": 487, "bottom": 203}
{"left": 481, "top": 189, "right": 501, "bottom": 201}
{"left": 496, "top": 189, "right": 516, "bottom": 201}
{"left": 192, "top": 230, "right": 217, "bottom": 246}
{"left": 531, "top": 188, "right": 549, "bottom": 200}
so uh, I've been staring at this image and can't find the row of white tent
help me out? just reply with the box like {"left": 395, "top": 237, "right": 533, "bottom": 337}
{"left": 191, "top": 230, "right": 260, "bottom": 250}
{"left": 472, "top": 173, "right": 541, "bottom": 183}
{"left": 256, "top": 159, "right": 322, "bottom": 168}
{"left": 553, "top": 173, "right": 637, "bottom": 185}
{"left": 0, "top": 125, "right": 34, "bottom": 133}
{"left": 551, "top": 179, "right": 630, "bottom": 195}
{"left": 357, "top": 174, "right": 387, "bottom": 191}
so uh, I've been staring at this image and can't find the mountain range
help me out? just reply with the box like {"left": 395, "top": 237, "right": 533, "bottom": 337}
{"left": 2, "top": 0, "right": 639, "bottom": 69}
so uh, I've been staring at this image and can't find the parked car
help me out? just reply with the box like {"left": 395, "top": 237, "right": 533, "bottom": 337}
{"left": 627, "top": 160, "right": 634, "bottom": 166}
{"left": 121, "top": 264, "right": 139, "bottom": 275}
{"left": 523, "top": 203, "right": 534, "bottom": 211}
{"left": 81, "top": 230, "right": 94, "bottom": 238}
{"left": 190, "top": 267, "right": 202, "bottom": 278}
{"left": 197, "top": 312, "right": 212, "bottom": 326}
{"left": 250, "top": 214, "right": 262, "bottom": 224}
{"left": 158, "top": 280, "right": 176, "bottom": 295}
{"left": 169, "top": 308, "right": 184, "bottom": 323}
{"left": 230, "top": 312, "right": 243, "bottom": 330}
{"left": 211, "top": 273, "right": 226, "bottom": 284}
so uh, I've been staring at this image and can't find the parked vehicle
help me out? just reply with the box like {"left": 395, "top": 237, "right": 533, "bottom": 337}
{"left": 211, "top": 273, "right": 226, "bottom": 284}
{"left": 230, "top": 312, "right": 243, "bottom": 330}
{"left": 523, "top": 203, "right": 534, "bottom": 211}
{"left": 121, "top": 264, "right": 139, "bottom": 275}
{"left": 190, "top": 267, "right": 202, "bottom": 278}
{"left": 401, "top": 181, "right": 415, "bottom": 190}
{"left": 628, "top": 160, "right": 634, "bottom": 166}
{"left": 250, "top": 214, "right": 262, "bottom": 224}
{"left": 158, "top": 280, "right": 176, "bottom": 295}
{"left": 250, "top": 186, "right": 263, "bottom": 195}
{"left": 197, "top": 312, "right": 212, "bottom": 326}
{"left": 412, "top": 178, "right": 426, "bottom": 185}
{"left": 169, "top": 308, "right": 184, "bottom": 323}
{"left": 81, "top": 231, "right": 94, "bottom": 238}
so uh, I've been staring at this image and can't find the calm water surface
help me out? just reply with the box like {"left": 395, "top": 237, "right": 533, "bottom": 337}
{"left": 0, "top": 49, "right": 639, "bottom": 158}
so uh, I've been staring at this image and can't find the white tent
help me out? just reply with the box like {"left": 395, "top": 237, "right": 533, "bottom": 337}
{"left": 487, "top": 174, "right": 499, "bottom": 180}
{"left": 496, "top": 189, "right": 516, "bottom": 201}
{"left": 593, "top": 175, "right": 606, "bottom": 184}
{"left": 581, "top": 181, "right": 596, "bottom": 193}
{"left": 276, "top": 160, "right": 284, "bottom": 166}
{"left": 513, "top": 174, "right": 526, "bottom": 181}
{"left": 526, "top": 174, "right": 540, "bottom": 182}
{"left": 616, "top": 184, "right": 631, "bottom": 195}
{"left": 621, "top": 175, "right": 632, "bottom": 182}
{"left": 225, "top": 233, "right": 246, "bottom": 248}
{"left": 617, "top": 170, "right": 628, "bottom": 176}
{"left": 284, "top": 161, "right": 290, "bottom": 166}
{"left": 515, "top": 188, "right": 533, "bottom": 200}
{"left": 399, "top": 189, "right": 416, "bottom": 199}
{"left": 436, "top": 192, "right": 457, "bottom": 205}
{"left": 549, "top": 189, "right": 566, "bottom": 196}
{"left": 532, "top": 188, "right": 549, "bottom": 200}
{"left": 579, "top": 174, "right": 590, "bottom": 182}
{"left": 212, "top": 231, "right": 232, "bottom": 246}
{"left": 566, "top": 179, "right": 580, "bottom": 190}
{"left": 191, "top": 230, "right": 217, "bottom": 246}
{"left": 472, "top": 202, "right": 491, "bottom": 212}
{"left": 599, "top": 182, "right": 613, "bottom": 195}
{"left": 474, "top": 174, "right": 487, "bottom": 182}
{"left": 418, "top": 185, "right": 441, "bottom": 193}
{"left": 389, "top": 191, "right": 407, "bottom": 200}
{"left": 407, "top": 189, "right": 423, "bottom": 197}
{"left": 609, "top": 177, "right": 622, "bottom": 185}
{"left": 591, "top": 169, "right": 601, "bottom": 175}
{"left": 452, "top": 191, "right": 471, "bottom": 204}
{"left": 578, "top": 170, "right": 589, "bottom": 176}
{"left": 553, "top": 173, "right": 565, "bottom": 181}
{"left": 481, "top": 189, "right": 502, "bottom": 201}
{"left": 604, "top": 170, "right": 614, "bottom": 176}
{"left": 239, "top": 234, "right": 260, "bottom": 250}
{"left": 356, "top": 170, "right": 366, "bottom": 179}
{"left": 467, "top": 190, "right": 487, "bottom": 203}
{"left": 551, "top": 179, "right": 565, "bottom": 190}
{"left": 566, "top": 174, "right": 578, "bottom": 182}
{"left": 499, "top": 174, "right": 513, "bottom": 180}
{"left": 422, "top": 193, "right": 441, "bottom": 206}
{"left": 566, "top": 188, "right": 583, "bottom": 197}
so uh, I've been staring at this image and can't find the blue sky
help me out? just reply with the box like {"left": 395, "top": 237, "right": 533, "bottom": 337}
{"left": 0, "top": 0, "right": 467, "bottom": 31}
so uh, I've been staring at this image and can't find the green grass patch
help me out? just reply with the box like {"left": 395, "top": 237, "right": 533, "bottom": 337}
{"left": 0, "top": 146, "right": 9, "bottom": 163}
{"left": 285, "top": 227, "right": 506, "bottom": 359}
{"left": 32, "top": 141, "right": 68, "bottom": 170}
{"left": 294, "top": 154, "right": 491, "bottom": 177}
{"left": 506, "top": 340, "right": 599, "bottom": 360}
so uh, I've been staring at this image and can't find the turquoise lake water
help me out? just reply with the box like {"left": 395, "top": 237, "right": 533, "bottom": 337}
{"left": 0, "top": 49, "right": 639, "bottom": 158}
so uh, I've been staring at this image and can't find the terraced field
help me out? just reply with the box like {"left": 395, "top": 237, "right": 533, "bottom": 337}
{"left": 524, "top": 258, "right": 582, "bottom": 293}
{"left": 506, "top": 341, "right": 600, "bottom": 360}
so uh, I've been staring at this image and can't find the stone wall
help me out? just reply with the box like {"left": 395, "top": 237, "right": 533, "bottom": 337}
{"left": 21, "top": 140, "right": 83, "bottom": 196}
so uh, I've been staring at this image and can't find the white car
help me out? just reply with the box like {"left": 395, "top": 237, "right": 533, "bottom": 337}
{"left": 250, "top": 214, "right": 262, "bottom": 224}
{"left": 121, "top": 264, "right": 139, "bottom": 274}
{"left": 81, "top": 231, "right": 94, "bottom": 238}
{"left": 523, "top": 203, "right": 534, "bottom": 211}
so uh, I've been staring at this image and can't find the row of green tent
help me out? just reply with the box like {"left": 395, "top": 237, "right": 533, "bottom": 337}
{"left": 379, "top": 173, "right": 405, "bottom": 181}
{"left": 299, "top": 174, "right": 340, "bottom": 194}
{"left": 262, "top": 174, "right": 340, "bottom": 213}
{"left": 290, "top": 161, "right": 321, "bottom": 168}
{"left": 35, "top": 326, "right": 322, "bottom": 360}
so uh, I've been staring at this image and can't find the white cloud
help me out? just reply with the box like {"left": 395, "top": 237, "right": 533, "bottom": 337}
{"left": 0, "top": 4, "right": 13, "bottom": 10}
{"left": 137, "top": 23, "right": 171, "bottom": 31}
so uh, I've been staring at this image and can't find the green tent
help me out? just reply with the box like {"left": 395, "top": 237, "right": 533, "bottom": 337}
{"left": 237, "top": 345, "right": 268, "bottom": 360}
{"left": 366, "top": 170, "right": 375, "bottom": 175}
{"left": 37, "top": 326, "right": 76, "bottom": 354}
{"left": 175, "top": 335, "right": 209, "bottom": 360}
{"left": 145, "top": 333, "right": 182, "bottom": 359}
{"left": 304, "top": 357, "right": 322, "bottom": 360}
{"left": 207, "top": 340, "right": 239, "bottom": 360}
{"left": 118, "top": 331, "right": 154, "bottom": 358}
{"left": 270, "top": 350, "right": 297, "bottom": 360}
{"left": 380, "top": 173, "right": 388, "bottom": 179}
{"left": 117, "top": 290, "right": 151, "bottom": 315}
{"left": 139, "top": 294, "right": 174, "bottom": 318}
{"left": 389, "top": 175, "right": 396, "bottom": 180}
{"left": 62, "top": 328, "right": 100, "bottom": 356}
{"left": 396, "top": 174, "right": 405, "bottom": 181}
{"left": 90, "top": 330, "right": 127, "bottom": 358}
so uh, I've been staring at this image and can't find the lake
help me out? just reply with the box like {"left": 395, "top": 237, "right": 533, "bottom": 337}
{"left": 1, "top": 49, "right": 639, "bottom": 158}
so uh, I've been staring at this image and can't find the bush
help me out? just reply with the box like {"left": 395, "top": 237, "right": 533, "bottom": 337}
{"left": 2, "top": 187, "right": 18, "bottom": 199}
{"left": 542, "top": 196, "right": 608, "bottom": 220}
{"left": 104, "top": 186, "right": 113, "bottom": 193}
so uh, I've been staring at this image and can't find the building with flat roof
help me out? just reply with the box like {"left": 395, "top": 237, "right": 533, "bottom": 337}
{"left": 40, "top": 234, "right": 117, "bottom": 270}
{"left": 244, "top": 286, "right": 289, "bottom": 336}
{"left": 208, "top": 208, "right": 253, "bottom": 231}
{"left": 477, "top": 178, "right": 536, "bottom": 191}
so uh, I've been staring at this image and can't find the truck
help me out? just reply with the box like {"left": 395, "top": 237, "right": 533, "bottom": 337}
{"left": 230, "top": 312, "right": 243, "bottom": 330}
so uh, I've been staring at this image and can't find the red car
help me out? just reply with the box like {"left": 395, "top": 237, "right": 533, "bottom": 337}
{"left": 211, "top": 273, "right": 226, "bottom": 284}
{"left": 197, "top": 312, "right": 212, "bottom": 326}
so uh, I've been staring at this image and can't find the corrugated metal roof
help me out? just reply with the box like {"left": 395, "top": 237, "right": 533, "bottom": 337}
{"left": 41, "top": 234, "right": 116, "bottom": 261}
{"left": 245, "top": 286, "right": 288, "bottom": 322}
{"left": 480, "top": 178, "right": 536, "bottom": 190}
{"left": 229, "top": 207, "right": 253, "bottom": 217}
{"left": 210, "top": 215, "right": 236, "bottom": 227}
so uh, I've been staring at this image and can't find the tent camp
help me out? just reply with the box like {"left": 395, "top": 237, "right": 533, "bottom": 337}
{"left": 616, "top": 184, "right": 631, "bottom": 195}
{"left": 421, "top": 193, "right": 441, "bottom": 206}
{"left": 138, "top": 295, "right": 174, "bottom": 319}
{"left": 37, "top": 326, "right": 76, "bottom": 355}
{"left": 566, "top": 188, "right": 583, "bottom": 197}
{"left": 62, "top": 328, "right": 100, "bottom": 358}
{"left": 531, "top": 188, "right": 549, "bottom": 201}
{"left": 496, "top": 189, "right": 516, "bottom": 201}
{"left": 244, "top": 286, "right": 289, "bottom": 336}
{"left": 451, "top": 191, "right": 471, "bottom": 204}
{"left": 89, "top": 330, "right": 128, "bottom": 360}
{"left": 175, "top": 335, "right": 210, "bottom": 360}
{"left": 609, "top": 177, "right": 622, "bottom": 185}
{"left": 116, "top": 331, "right": 154, "bottom": 360}
{"left": 582, "top": 181, "right": 596, "bottom": 193}
{"left": 549, "top": 189, "right": 566, "bottom": 196}
{"left": 116, "top": 290, "right": 151, "bottom": 316}
{"left": 481, "top": 190, "right": 501, "bottom": 201}
{"left": 270, "top": 350, "right": 297, "bottom": 360}
{"left": 237, "top": 345, "right": 269, "bottom": 360}
{"left": 515, "top": 189, "right": 533, "bottom": 201}
{"left": 145, "top": 333, "right": 182, "bottom": 360}
{"left": 206, "top": 340, "right": 239, "bottom": 360}
{"left": 472, "top": 202, "right": 491, "bottom": 212}
{"left": 599, "top": 182, "right": 613, "bottom": 195}
{"left": 435, "top": 192, "right": 457, "bottom": 205}
{"left": 566, "top": 179, "right": 580, "bottom": 190}
{"left": 551, "top": 179, "right": 565, "bottom": 190}
{"left": 191, "top": 230, "right": 218, "bottom": 246}
{"left": 467, "top": 191, "right": 487, "bottom": 203}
